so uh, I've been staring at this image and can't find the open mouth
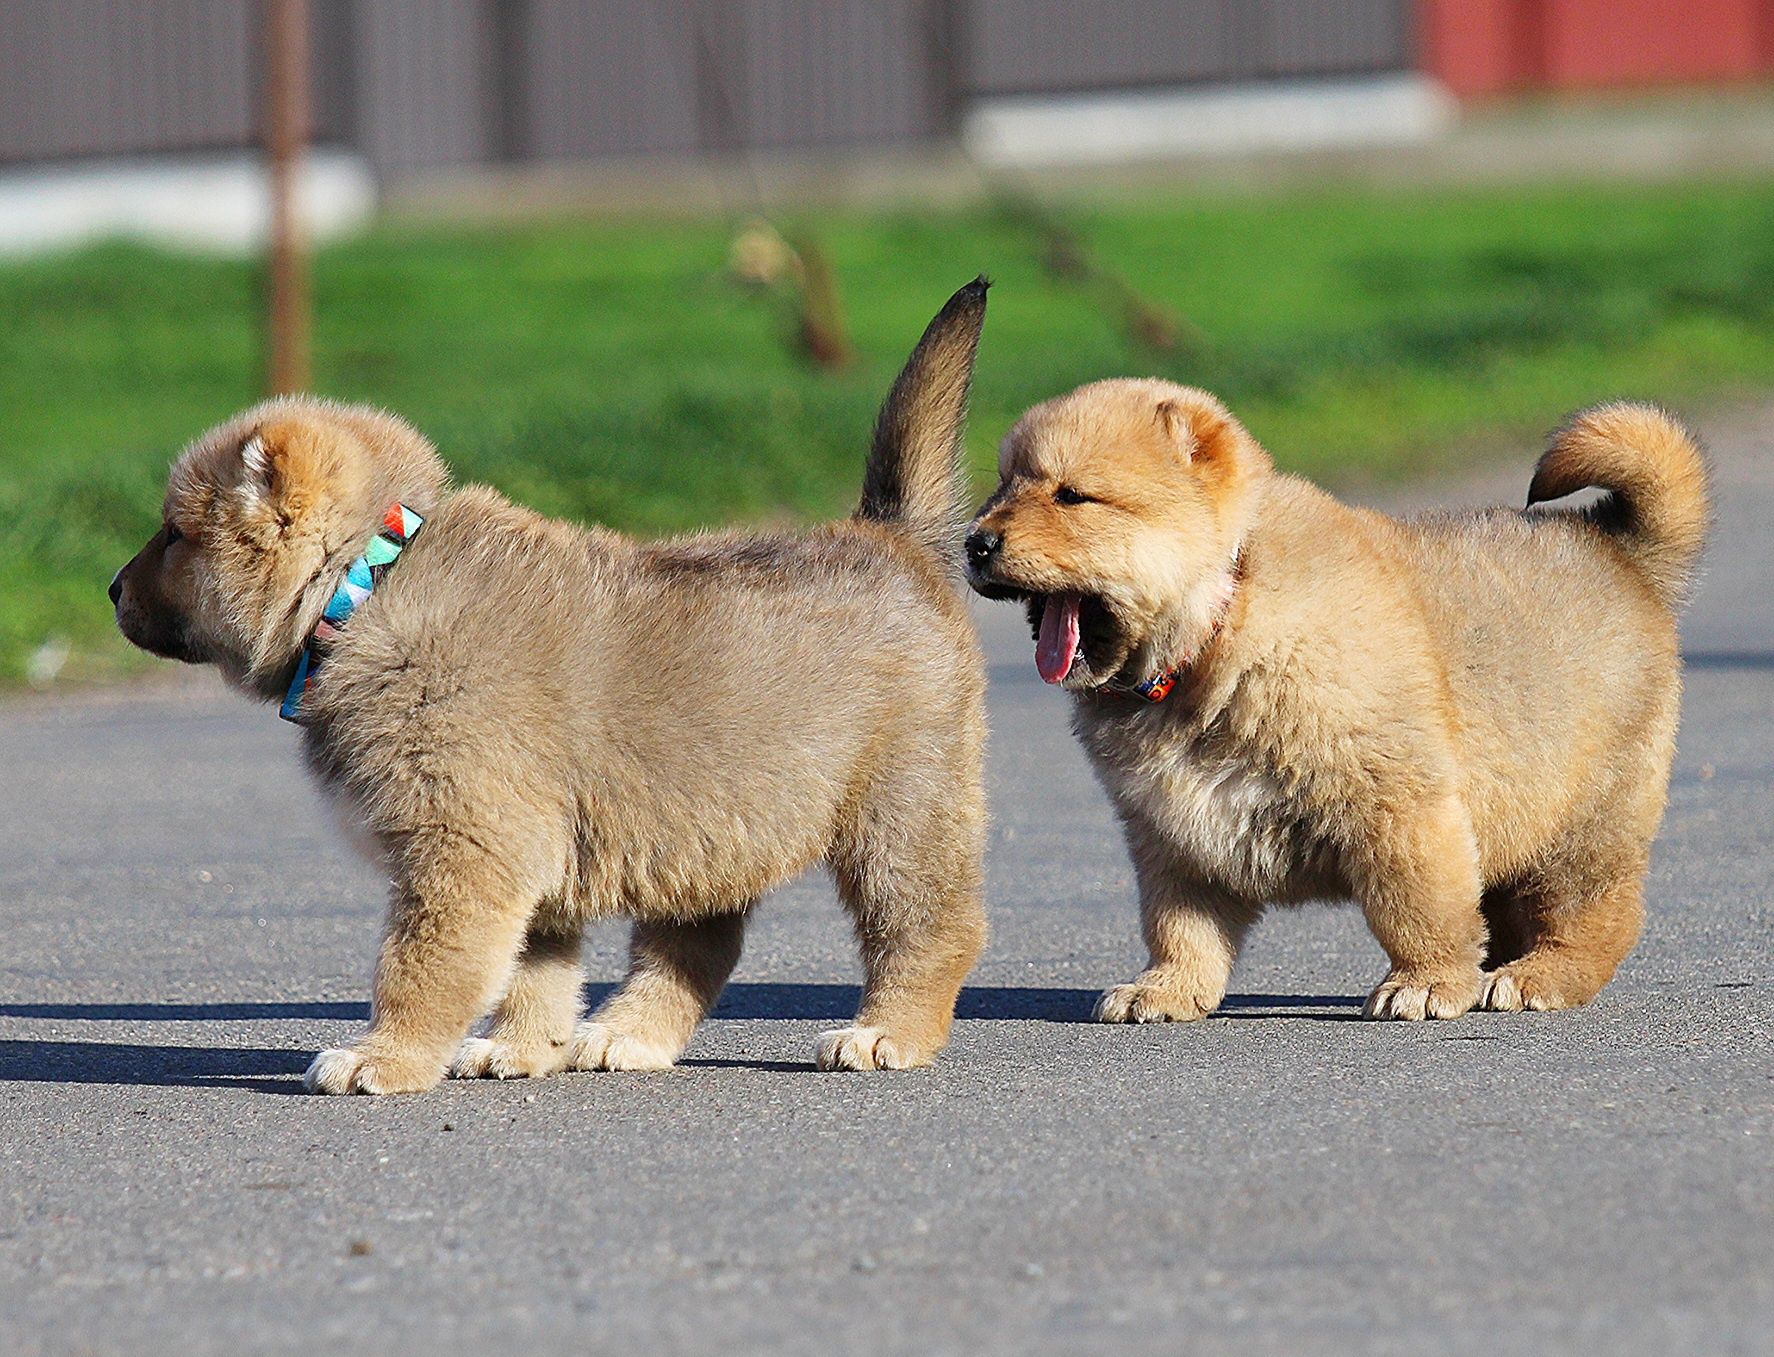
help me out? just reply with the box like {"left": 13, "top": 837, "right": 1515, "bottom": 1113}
{"left": 967, "top": 562, "right": 1128, "bottom": 687}
{"left": 1035, "top": 594, "right": 1081, "bottom": 683}
{"left": 1016, "top": 591, "right": 1124, "bottom": 687}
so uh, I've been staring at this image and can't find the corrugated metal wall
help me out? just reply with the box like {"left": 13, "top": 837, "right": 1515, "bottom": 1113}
{"left": 965, "top": 0, "right": 1412, "bottom": 94}
{"left": 732, "top": 0, "right": 943, "bottom": 150}
{"left": 0, "top": 0, "right": 255, "bottom": 162}
{"left": 513, "top": 0, "right": 701, "bottom": 161}
{"left": 0, "top": 0, "right": 1412, "bottom": 175}
{"left": 0, "top": 0, "right": 357, "bottom": 163}
{"left": 486, "top": 1, "right": 940, "bottom": 161}
{"left": 348, "top": 0, "right": 494, "bottom": 170}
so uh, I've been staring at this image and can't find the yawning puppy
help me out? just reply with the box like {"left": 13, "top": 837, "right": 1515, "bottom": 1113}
{"left": 112, "top": 281, "right": 991, "bottom": 1092}
{"left": 966, "top": 379, "right": 1706, "bottom": 1021}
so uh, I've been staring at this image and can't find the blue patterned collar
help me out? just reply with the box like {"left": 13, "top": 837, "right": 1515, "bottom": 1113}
{"left": 281, "top": 502, "right": 424, "bottom": 722}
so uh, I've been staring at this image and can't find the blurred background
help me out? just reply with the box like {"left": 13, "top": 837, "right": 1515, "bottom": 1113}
{"left": 5, "top": 0, "right": 1774, "bottom": 685}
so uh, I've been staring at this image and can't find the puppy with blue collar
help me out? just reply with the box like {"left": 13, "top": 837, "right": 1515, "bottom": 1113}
{"left": 112, "top": 282, "right": 993, "bottom": 1093}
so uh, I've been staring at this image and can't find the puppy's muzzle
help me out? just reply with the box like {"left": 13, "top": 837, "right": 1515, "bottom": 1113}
{"left": 963, "top": 527, "right": 1025, "bottom": 600}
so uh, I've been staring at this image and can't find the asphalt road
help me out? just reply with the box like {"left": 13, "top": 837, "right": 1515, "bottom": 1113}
{"left": 2, "top": 413, "right": 1769, "bottom": 1357}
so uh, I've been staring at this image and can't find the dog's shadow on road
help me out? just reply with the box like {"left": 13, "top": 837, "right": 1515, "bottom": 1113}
{"left": 0, "top": 1001, "right": 365, "bottom": 1092}
{"left": 701, "top": 983, "right": 1362, "bottom": 1023}
{"left": 0, "top": 1039, "right": 310, "bottom": 1093}
{"left": 0, "top": 986, "right": 1363, "bottom": 1091}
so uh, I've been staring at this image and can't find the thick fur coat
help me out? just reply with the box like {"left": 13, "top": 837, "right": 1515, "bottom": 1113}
{"left": 966, "top": 380, "right": 1707, "bottom": 1021}
{"left": 113, "top": 282, "right": 992, "bottom": 1093}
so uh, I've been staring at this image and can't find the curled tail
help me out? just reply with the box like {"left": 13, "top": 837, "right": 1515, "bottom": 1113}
{"left": 857, "top": 277, "right": 989, "bottom": 574}
{"left": 1528, "top": 401, "right": 1709, "bottom": 611}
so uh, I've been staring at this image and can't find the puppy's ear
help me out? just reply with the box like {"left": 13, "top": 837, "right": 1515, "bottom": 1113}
{"left": 1155, "top": 399, "right": 1234, "bottom": 467}
{"left": 240, "top": 431, "right": 272, "bottom": 481}
{"left": 239, "top": 419, "right": 334, "bottom": 520}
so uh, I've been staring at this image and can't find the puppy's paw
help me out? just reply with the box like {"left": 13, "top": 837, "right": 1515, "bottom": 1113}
{"left": 449, "top": 1036, "right": 569, "bottom": 1081}
{"left": 1480, "top": 961, "right": 1582, "bottom": 1013}
{"left": 815, "top": 1025, "right": 927, "bottom": 1071}
{"left": 1094, "top": 980, "right": 1215, "bottom": 1023}
{"left": 1364, "top": 968, "right": 1481, "bottom": 1021}
{"left": 304, "top": 1045, "right": 440, "bottom": 1096}
{"left": 566, "top": 1020, "right": 679, "bottom": 1072}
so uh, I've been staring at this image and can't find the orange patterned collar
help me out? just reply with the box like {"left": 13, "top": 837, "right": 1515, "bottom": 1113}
{"left": 1109, "top": 549, "right": 1242, "bottom": 704}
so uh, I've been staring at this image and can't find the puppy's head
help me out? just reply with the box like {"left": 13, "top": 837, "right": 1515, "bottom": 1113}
{"left": 966, "top": 379, "right": 1264, "bottom": 690}
{"left": 111, "top": 398, "right": 447, "bottom": 700}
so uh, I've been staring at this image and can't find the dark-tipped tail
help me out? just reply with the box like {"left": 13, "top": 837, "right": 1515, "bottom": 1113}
{"left": 857, "top": 277, "right": 989, "bottom": 573}
{"left": 1528, "top": 401, "right": 1709, "bottom": 612}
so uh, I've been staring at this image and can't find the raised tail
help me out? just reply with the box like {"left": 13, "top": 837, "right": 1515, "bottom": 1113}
{"left": 1528, "top": 401, "right": 1709, "bottom": 611}
{"left": 857, "top": 277, "right": 989, "bottom": 572}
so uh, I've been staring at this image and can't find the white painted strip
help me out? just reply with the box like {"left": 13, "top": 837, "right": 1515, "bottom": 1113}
{"left": 0, "top": 150, "right": 377, "bottom": 256}
{"left": 964, "top": 74, "right": 1457, "bottom": 169}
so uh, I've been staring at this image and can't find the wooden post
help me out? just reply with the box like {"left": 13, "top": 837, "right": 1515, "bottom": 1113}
{"left": 264, "top": 0, "right": 311, "bottom": 395}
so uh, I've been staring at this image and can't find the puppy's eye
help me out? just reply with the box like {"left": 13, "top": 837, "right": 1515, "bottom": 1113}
{"left": 163, "top": 524, "right": 183, "bottom": 547}
{"left": 1054, "top": 486, "right": 1093, "bottom": 506}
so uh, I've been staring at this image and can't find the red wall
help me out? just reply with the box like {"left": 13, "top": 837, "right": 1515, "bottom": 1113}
{"left": 1420, "top": 0, "right": 1774, "bottom": 97}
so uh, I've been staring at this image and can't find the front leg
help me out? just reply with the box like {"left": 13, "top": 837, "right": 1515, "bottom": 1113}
{"left": 306, "top": 831, "right": 541, "bottom": 1095}
{"left": 1353, "top": 792, "right": 1486, "bottom": 1021}
{"left": 451, "top": 915, "right": 585, "bottom": 1080}
{"left": 1096, "top": 822, "right": 1261, "bottom": 1023}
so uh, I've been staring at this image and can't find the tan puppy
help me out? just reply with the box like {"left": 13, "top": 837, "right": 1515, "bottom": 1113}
{"left": 966, "top": 379, "right": 1706, "bottom": 1021}
{"left": 112, "top": 281, "right": 991, "bottom": 1092}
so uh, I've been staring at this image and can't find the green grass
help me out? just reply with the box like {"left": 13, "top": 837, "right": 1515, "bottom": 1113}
{"left": 6, "top": 178, "right": 1774, "bottom": 685}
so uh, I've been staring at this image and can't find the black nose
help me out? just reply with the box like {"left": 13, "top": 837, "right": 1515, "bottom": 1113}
{"left": 108, "top": 571, "right": 123, "bottom": 607}
{"left": 964, "top": 528, "right": 1002, "bottom": 569}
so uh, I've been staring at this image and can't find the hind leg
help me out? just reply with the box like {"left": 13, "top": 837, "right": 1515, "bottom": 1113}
{"left": 820, "top": 764, "right": 987, "bottom": 1071}
{"left": 1482, "top": 868, "right": 1645, "bottom": 1012}
{"left": 820, "top": 872, "right": 985, "bottom": 1071}
{"left": 451, "top": 913, "right": 585, "bottom": 1080}
{"left": 568, "top": 909, "right": 749, "bottom": 1071}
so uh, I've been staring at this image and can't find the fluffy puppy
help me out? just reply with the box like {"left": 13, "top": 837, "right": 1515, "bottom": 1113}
{"left": 112, "top": 281, "right": 991, "bottom": 1093}
{"left": 966, "top": 379, "right": 1706, "bottom": 1021}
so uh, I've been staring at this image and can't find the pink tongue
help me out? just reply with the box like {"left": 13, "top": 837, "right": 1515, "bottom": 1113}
{"left": 1036, "top": 595, "right": 1081, "bottom": 684}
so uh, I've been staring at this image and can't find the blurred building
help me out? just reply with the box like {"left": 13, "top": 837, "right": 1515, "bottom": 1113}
{"left": 1420, "top": 0, "right": 1774, "bottom": 98}
{"left": 1, "top": 0, "right": 1771, "bottom": 250}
